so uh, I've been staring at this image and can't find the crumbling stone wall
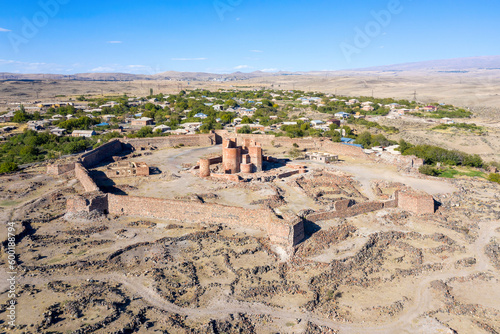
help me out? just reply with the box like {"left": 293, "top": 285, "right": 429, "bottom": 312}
{"left": 66, "top": 191, "right": 108, "bottom": 213}
{"left": 75, "top": 163, "right": 99, "bottom": 192}
{"left": 373, "top": 152, "right": 424, "bottom": 170}
{"left": 210, "top": 174, "right": 241, "bottom": 182}
{"left": 277, "top": 170, "right": 301, "bottom": 179}
{"left": 80, "top": 140, "right": 123, "bottom": 169}
{"left": 46, "top": 163, "right": 75, "bottom": 176}
{"left": 307, "top": 201, "right": 385, "bottom": 222}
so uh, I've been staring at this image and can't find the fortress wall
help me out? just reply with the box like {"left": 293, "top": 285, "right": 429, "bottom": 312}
{"left": 80, "top": 140, "right": 123, "bottom": 169}
{"left": 122, "top": 133, "right": 216, "bottom": 150}
{"left": 74, "top": 163, "right": 100, "bottom": 192}
{"left": 107, "top": 194, "right": 303, "bottom": 246}
{"left": 108, "top": 194, "right": 271, "bottom": 227}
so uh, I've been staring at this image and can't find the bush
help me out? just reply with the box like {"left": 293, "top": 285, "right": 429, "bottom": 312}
{"left": 419, "top": 165, "right": 440, "bottom": 176}
{"left": 402, "top": 144, "right": 484, "bottom": 168}
{"left": 288, "top": 148, "right": 302, "bottom": 159}
{"left": 237, "top": 125, "right": 252, "bottom": 134}
{"left": 488, "top": 173, "right": 500, "bottom": 184}
{"left": 0, "top": 162, "right": 18, "bottom": 174}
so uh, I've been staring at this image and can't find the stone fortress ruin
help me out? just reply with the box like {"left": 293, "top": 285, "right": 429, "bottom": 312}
{"left": 48, "top": 131, "right": 436, "bottom": 254}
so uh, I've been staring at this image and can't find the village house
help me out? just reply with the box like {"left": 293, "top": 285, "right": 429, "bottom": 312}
{"left": 0, "top": 112, "right": 14, "bottom": 122}
{"left": 335, "top": 111, "right": 351, "bottom": 119}
{"left": 305, "top": 152, "right": 338, "bottom": 163}
{"left": 153, "top": 125, "right": 171, "bottom": 133}
{"left": 423, "top": 105, "right": 438, "bottom": 112}
{"left": 102, "top": 115, "right": 117, "bottom": 122}
{"left": 131, "top": 117, "right": 154, "bottom": 127}
{"left": 72, "top": 130, "right": 96, "bottom": 138}
{"left": 310, "top": 120, "right": 324, "bottom": 127}
{"left": 50, "top": 128, "right": 66, "bottom": 136}
{"left": 194, "top": 113, "right": 208, "bottom": 119}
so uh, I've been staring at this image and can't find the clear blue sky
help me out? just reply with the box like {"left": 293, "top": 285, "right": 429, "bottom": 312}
{"left": 0, "top": 0, "right": 499, "bottom": 74}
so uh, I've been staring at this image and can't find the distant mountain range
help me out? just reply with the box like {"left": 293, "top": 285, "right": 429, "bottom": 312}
{"left": 1, "top": 56, "right": 499, "bottom": 81}
{"left": 355, "top": 55, "right": 500, "bottom": 72}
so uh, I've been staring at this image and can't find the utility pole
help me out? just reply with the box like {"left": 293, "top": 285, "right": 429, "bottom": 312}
{"left": 413, "top": 90, "right": 417, "bottom": 102}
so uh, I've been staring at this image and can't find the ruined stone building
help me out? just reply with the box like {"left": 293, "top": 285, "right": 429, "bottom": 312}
{"left": 222, "top": 138, "right": 263, "bottom": 174}
{"left": 105, "top": 162, "right": 150, "bottom": 178}
{"left": 305, "top": 152, "right": 339, "bottom": 164}
{"left": 199, "top": 138, "right": 263, "bottom": 177}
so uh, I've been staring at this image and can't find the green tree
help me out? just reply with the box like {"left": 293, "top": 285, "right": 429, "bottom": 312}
{"left": 136, "top": 126, "right": 153, "bottom": 138}
{"left": 12, "top": 106, "right": 30, "bottom": 123}
{"left": 419, "top": 165, "right": 440, "bottom": 176}
{"left": 0, "top": 162, "right": 18, "bottom": 174}
{"left": 237, "top": 125, "right": 252, "bottom": 134}
{"left": 355, "top": 131, "right": 372, "bottom": 148}
{"left": 241, "top": 116, "right": 252, "bottom": 124}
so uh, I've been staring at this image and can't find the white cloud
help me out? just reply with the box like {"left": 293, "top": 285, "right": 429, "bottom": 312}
{"left": 0, "top": 59, "right": 69, "bottom": 73}
{"left": 171, "top": 57, "right": 207, "bottom": 61}
{"left": 127, "top": 65, "right": 148, "bottom": 69}
{"left": 0, "top": 59, "right": 157, "bottom": 74}
{"left": 261, "top": 68, "right": 279, "bottom": 72}
{"left": 107, "top": 41, "right": 122, "bottom": 44}
{"left": 90, "top": 66, "right": 116, "bottom": 72}
{"left": 250, "top": 50, "right": 263, "bottom": 53}
{"left": 0, "top": 27, "right": 11, "bottom": 32}
{"left": 234, "top": 65, "right": 251, "bottom": 70}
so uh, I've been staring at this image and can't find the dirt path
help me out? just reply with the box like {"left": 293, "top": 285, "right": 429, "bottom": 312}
{"left": 21, "top": 221, "right": 500, "bottom": 333}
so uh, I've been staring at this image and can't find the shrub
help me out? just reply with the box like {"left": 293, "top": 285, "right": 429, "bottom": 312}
{"left": 488, "top": 173, "right": 500, "bottom": 184}
{"left": 419, "top": 165, "right": 440, "bottom": 176}
{"left": 0, "top": 162, "right": 18, "bottom": 174}
{"left": 288, "top": 148, "right": 302, "bottom": 159}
